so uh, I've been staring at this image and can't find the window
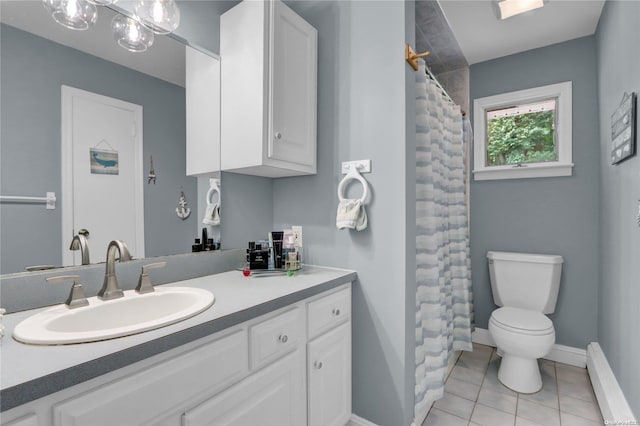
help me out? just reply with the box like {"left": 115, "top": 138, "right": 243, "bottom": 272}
{"left": 473, "top": 82, "right": 573, "bottom": 180}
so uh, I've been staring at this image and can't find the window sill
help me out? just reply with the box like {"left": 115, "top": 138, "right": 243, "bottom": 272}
{"left": 473, "top": 163, "right": 574, "bottom": 181}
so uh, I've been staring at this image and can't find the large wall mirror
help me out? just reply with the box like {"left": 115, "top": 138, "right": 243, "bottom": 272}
{"left": 0, "top": 1, "right": 222, "bottom": 275}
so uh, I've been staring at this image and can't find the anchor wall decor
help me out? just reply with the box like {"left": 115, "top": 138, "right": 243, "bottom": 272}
{"left": 176, "top": 190, "right": 191, "bottom": 220}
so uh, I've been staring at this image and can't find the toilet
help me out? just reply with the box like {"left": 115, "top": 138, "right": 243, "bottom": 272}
{"left": 487, "top": 251, "right": 563, "bottom": 394}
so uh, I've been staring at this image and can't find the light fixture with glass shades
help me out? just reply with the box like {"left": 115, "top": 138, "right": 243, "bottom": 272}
{"left": 42, "top": 0, "right": 98, "bottom": 30}
{"left": 134, "top": 0, "right": 180, "bottom": 35}
{"left": 41, "top": 0, "right": 179, "bottom": 53}
{"left": 112, "top": 14, "right": 154, "bottom": 52}
{"left": 497, "top": 0, "right": 545, "bottom": 20}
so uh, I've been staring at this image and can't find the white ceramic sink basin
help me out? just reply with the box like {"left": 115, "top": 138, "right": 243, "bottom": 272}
{"left": 13, "top": 287, "right": 215, "bottom": 345}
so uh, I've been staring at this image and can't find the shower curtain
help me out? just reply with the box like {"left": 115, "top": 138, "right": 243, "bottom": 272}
{"left": 414, "top": 59, "right": 474, "bottom": 424}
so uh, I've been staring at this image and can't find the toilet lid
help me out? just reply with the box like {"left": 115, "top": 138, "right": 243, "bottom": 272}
{"left": 491, "top": 307, "right": 553, "bottom": 333}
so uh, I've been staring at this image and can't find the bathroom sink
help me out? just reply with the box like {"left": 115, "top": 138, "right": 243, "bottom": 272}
{"left": 13, "top": 287, "right": 215, "bottom": 345}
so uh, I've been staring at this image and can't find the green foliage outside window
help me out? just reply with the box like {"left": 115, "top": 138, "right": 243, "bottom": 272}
{"left": 486, "top": 110, "right": 557, "bottom": 166}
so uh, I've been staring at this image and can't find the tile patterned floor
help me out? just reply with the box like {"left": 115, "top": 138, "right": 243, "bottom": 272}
{"left": 422, "top": 343, "right": 603, "bottom": 426}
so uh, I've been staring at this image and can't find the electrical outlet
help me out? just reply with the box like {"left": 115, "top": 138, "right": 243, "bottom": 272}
{"left": 292, "top": 225, "right": 303, "bottom": 247}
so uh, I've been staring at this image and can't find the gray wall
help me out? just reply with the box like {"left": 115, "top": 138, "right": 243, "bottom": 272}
{"left": 469, "top": 37, "right": 600, "bottom": 349}
{"left": 0, "top": 24, "right": 196, "bottom": 274}
{"left": 270, "top": 2, "right": 415, "bottom": 425}
{"left": 595, "top": 0, "right": 640, "bottom": 416}
{"left": 220, "top": 172, "right": 273, "bottom": 250}
{"left": 174, "top": 0, "right": 239, "bottom": 53}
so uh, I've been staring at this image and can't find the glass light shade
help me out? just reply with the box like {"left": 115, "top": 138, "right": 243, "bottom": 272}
{"left": 112, "top": 14, "right": 154, "bottom": 53}
{"left": 42, "top": 0, "right": 98, "bottom": 30}
{"left": 134, "top": 0, "right": 180, "bottom": 35}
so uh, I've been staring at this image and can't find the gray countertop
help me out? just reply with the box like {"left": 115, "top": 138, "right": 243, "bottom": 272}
{"left": 0, "top": 265, "right": 356, "bottom": 411}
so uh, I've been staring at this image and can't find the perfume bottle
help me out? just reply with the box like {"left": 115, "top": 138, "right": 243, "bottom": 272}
{"left": 243, "top": 242, "right": 254, "bottom": 276}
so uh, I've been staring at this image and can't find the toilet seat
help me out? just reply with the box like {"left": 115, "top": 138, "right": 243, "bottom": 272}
{"left": 490, "top": 307, "right": 554, "bottom": 336}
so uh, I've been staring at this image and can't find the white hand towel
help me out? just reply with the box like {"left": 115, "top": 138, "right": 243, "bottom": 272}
{"left": 202, "top": 203, "right": 220, "bottom": 226}
{"left": 336, "top": 199, "right": 368, "bottom": 231}
{"left": 0, "top": 308, "right": 5, "bottom": 339}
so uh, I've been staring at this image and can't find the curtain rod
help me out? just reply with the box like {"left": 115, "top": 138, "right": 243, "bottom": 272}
{"left": 424, "top": 65, "right": 453, "bottom": 104}
{"left": 405, "top": 43, "right": 466, "bottom": 116}
{"left": 424, "top": 66, "right": 467, "bottom": 117}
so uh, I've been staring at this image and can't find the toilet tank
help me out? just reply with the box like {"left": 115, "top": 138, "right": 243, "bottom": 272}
{"left": 487, "top": 251, "right": 563, "bottom": 314}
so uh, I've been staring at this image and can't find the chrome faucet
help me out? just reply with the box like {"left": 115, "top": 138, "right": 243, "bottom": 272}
{"left": 69, "top": 229, "right": 90, "bottom": 265}
{"left": 98, "top": 240, "right": 132, "bottom": 301}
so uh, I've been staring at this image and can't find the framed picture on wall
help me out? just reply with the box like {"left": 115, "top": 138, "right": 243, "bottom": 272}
{"left": 90, "top": 147, "right": 119, "bottom": 175}
{"left": 611, "top": 92, "right": 636, "bottom": 165}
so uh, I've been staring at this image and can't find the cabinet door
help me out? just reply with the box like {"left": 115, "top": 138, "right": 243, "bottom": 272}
{"left": 182, "top": 349, "right": 305, "bottom": 426}
{"left": 186, "top": 46, "right": 221, "bottom": 177}
{"left": 308, "top": 322, "right": 351, "bottom": 426}
{"left": 268, "top": 0, "right": 317, "bottom": 171}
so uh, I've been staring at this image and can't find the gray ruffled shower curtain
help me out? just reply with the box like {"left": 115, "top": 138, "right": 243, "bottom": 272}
{"left": 414, "top": 59, "right": 474, "bottom": 425}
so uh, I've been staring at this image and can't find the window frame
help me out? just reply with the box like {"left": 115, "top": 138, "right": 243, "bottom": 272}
{"left": 473, "top": 81, "right": 573, "bottom": 181}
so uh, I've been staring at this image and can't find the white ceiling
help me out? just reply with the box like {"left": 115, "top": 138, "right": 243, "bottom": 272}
{"left": 0, "top": 0, "right": 186, "bottom": 87}
{"left": 438, "top": 0, "right": 606, "bottom": 65}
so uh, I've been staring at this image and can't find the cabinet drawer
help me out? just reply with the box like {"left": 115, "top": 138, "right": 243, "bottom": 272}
{"left": 250, "top": 307, "right": 303, "bottom": 370}
{"left": 4, "top": 415, "right": 37, "bottom": 426}
{"left": 308, "top": 287, "right": 351, "bottom": 340}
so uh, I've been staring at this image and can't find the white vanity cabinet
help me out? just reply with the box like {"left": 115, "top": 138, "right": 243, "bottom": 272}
{"left": 53, "top": 329, "right": 249, "bottom": 426}
{"left": 0, "top": 284, "right": 351, "bottom": 426}
{"left": 220, "top": 0, "right": 318, "bottom": 177}
{"left": 185, "top": 46, "right": 221, "bottom": 177}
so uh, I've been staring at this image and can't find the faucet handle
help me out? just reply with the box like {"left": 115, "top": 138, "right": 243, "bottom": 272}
{"left": 46, "top": 275, "right": 89, "bottom": 309}
{"left": 136, "top": 262, "right": 166, "bottom": 294}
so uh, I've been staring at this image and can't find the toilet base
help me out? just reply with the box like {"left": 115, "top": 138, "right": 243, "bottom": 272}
{"left": 498, "top": 354, "right": 542, "bottom": 394}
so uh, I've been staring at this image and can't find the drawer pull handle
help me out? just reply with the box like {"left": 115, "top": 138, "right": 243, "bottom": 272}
{"left": 278, "top": 334, "right": 288, "bottom": 343}
{"left": 332, "top": 308, "right": 341, "bottom": 316}
{"left": 314, "top": 361, "right": 323, "bottom": 369}
{"left": 274, "top": 132, "right": 283, "bottom": 140}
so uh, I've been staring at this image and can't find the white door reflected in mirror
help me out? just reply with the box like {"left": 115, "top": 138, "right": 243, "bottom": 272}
{"left": 61, "top": 86, "right": 145, "bottom": 266}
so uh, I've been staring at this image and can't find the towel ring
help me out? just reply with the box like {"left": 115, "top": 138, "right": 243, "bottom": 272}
{"left": 337, "top": 166, "right": 369, "bottom": 203}
{"left": 206, "top": 179, "right": 220, "bottom": 206}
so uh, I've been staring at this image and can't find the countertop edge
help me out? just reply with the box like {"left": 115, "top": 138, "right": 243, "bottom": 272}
{"left": 0, "top": 271, "right": 357, "bottom": 412}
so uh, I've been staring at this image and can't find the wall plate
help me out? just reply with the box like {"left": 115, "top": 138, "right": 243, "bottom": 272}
{"left": 341, "top": 159, "right": 371, "bottom": 174}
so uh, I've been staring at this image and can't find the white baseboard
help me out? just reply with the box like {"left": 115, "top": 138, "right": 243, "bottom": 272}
{"left": 471, "top": 327, "right": 587, "bottom": 368}
{"left": 587, "top": 342, "right": 637, "bottom": 424}
{"left": 349, "top": 414, "right": 379, "bottom": 426}
{"left": 547, "top": 343, "right": 587, "bottom": 368}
